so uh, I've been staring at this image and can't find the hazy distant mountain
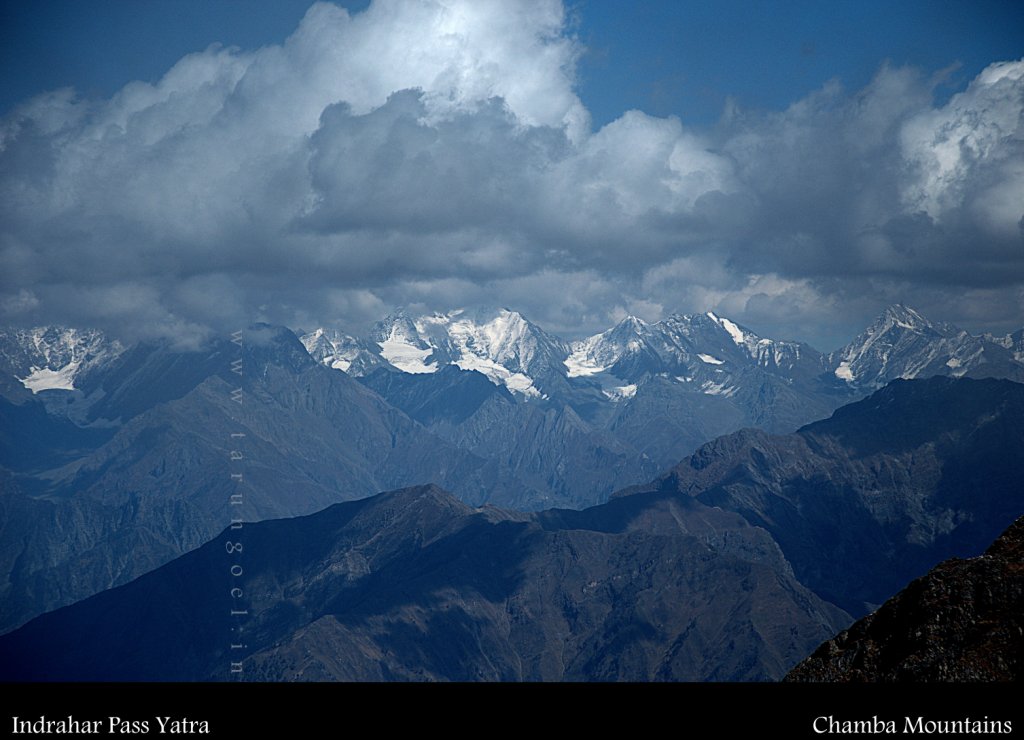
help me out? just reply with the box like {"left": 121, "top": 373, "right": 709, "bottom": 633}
{"left": 359, "top": 365, "right": 659, "bottom": 507}
{"left": 340, "top": 307, "right": 852, "bottom": 504}
{"left": 787, "top": 515, "right": 1024, "bottom": 682}
{"left": 616, "top": 376, "right": 1024, "bottom": 616}
{"left": 0, "top": 483, "right": 849, "bottom": 682}
{"left": 0, "top": 327, "right": 125, "bottom": 427}
{"left": 304, "top": 308, "right": 856, "bottom": 473}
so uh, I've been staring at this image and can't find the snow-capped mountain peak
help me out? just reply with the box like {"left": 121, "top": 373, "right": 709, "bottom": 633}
{"left": 564, "top": 315, "right": 654, "bottom": 378}
{"left": 444, "top": 309, "right": 540, "bottom": 369}
{"left": 878, "top": 303, "right": 933, "bottom": 331}
{"left": 661, "top": 312, "right": 818, "bottom": 375}
{"left": 826, "top": 304, "right": 1021, "bottom": 388}
{"left": 565, "top": 311, "right": 824, "bottom": 384}
{"left": 359, "top": 307, "right": 567, "bottom": 397}
{"left": 830, "top": 305, "right": 942, "bottom": 386}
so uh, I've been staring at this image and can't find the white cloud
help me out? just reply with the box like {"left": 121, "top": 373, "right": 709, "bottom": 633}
{"left": 0, "top": 1, "right": 1021, "bottom": 347}
{"left": 900, "top": 60, "right": 1024, "bottom": 227}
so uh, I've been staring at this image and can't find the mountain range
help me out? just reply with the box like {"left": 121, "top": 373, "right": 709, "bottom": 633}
{"left": 0, "top": 304, "right": 1021, "bottom": 666}
{"left": 303, "top": 303, "right": 1024, "bottom": 400}
{"left": 300, "top": 304, "right": 1024, "bottom": 502}
{"left": 1, "top": 375, "right": 1021, "bottom": 681}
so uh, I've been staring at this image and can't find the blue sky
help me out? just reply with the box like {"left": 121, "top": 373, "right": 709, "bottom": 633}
{"left": 1, "top": 1, "right": 1022, "bottom": 347}
{"left": 575, "top": 0, "right": 1024, "bottom": 126}
{"left": 4, "top": 0, "right": 1021, "bottom": 125}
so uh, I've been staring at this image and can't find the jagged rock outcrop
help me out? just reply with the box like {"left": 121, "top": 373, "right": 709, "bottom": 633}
{"left": 786, "top": 516, "right": 1024, "bottom": 682}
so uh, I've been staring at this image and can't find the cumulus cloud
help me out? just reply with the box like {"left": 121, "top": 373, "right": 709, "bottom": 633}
{"left": 0, "top": 0, "right": 1021, "bottom": 348}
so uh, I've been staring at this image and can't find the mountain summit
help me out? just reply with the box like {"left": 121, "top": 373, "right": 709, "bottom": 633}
{"left": 364, "top": 308, "right": 569, "bottom": 398}
{"left": 829, "top": 304, "right": 1024, "bottom": 388}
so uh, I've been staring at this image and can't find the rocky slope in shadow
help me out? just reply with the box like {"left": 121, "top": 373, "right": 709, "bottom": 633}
{"left": 787, "top": 515, "right": 1023, "bottom": 682}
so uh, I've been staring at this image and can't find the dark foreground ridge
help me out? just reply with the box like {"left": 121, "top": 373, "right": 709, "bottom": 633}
{"left": 0, "top": 484, "right": 847, "bottom": 682}
{"left": 787, "top": 515, "right": 1024, "bottom": 682}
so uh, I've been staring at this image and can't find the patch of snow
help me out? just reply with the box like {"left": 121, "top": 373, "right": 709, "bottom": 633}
{"left": 697, "top": 353, "right": 724, "bottom": 365}
{"left": 330, "top": 358, "right": 352, "bottom": 372}
{"left": 504, "top": 372, "right": 542, "bottom": 398}
{"left": 20, "top": 363, "right": 79, "bottom": 393}
{"left": 564, "top": 332, "right": 615, "bottom": 377}
{"left": 834, "top": 361, "right": 854, "bottom": 382}
{"left": 378, "top": 326, "right": 437, "bottom": 374}
{"left": 719, "top": 318, "right": 746, "bottom": 346}
{"left": 563, "top": 351, "right": 606, "bottom": 377}
{"left": 945, "top": 357, "right": 961, "bottom": 368}
{"left": 985, "top": 332, "right": 1012, "bottom": 349}
{"left": 603, "top": 384, "right": 637, "bottom": 402}
{"left": 707, "top": 311, "right": 746, "bottom": 346}
{"left": 455, "top": 350, "right": 540, "bottom": 397}
{"left": 700, "top": 380, "right": 736, "bottom": 397}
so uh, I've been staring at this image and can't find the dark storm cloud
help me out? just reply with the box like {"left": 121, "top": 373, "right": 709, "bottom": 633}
{"left": 0, "top": 0, "right": 1021, "bottom": 348}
